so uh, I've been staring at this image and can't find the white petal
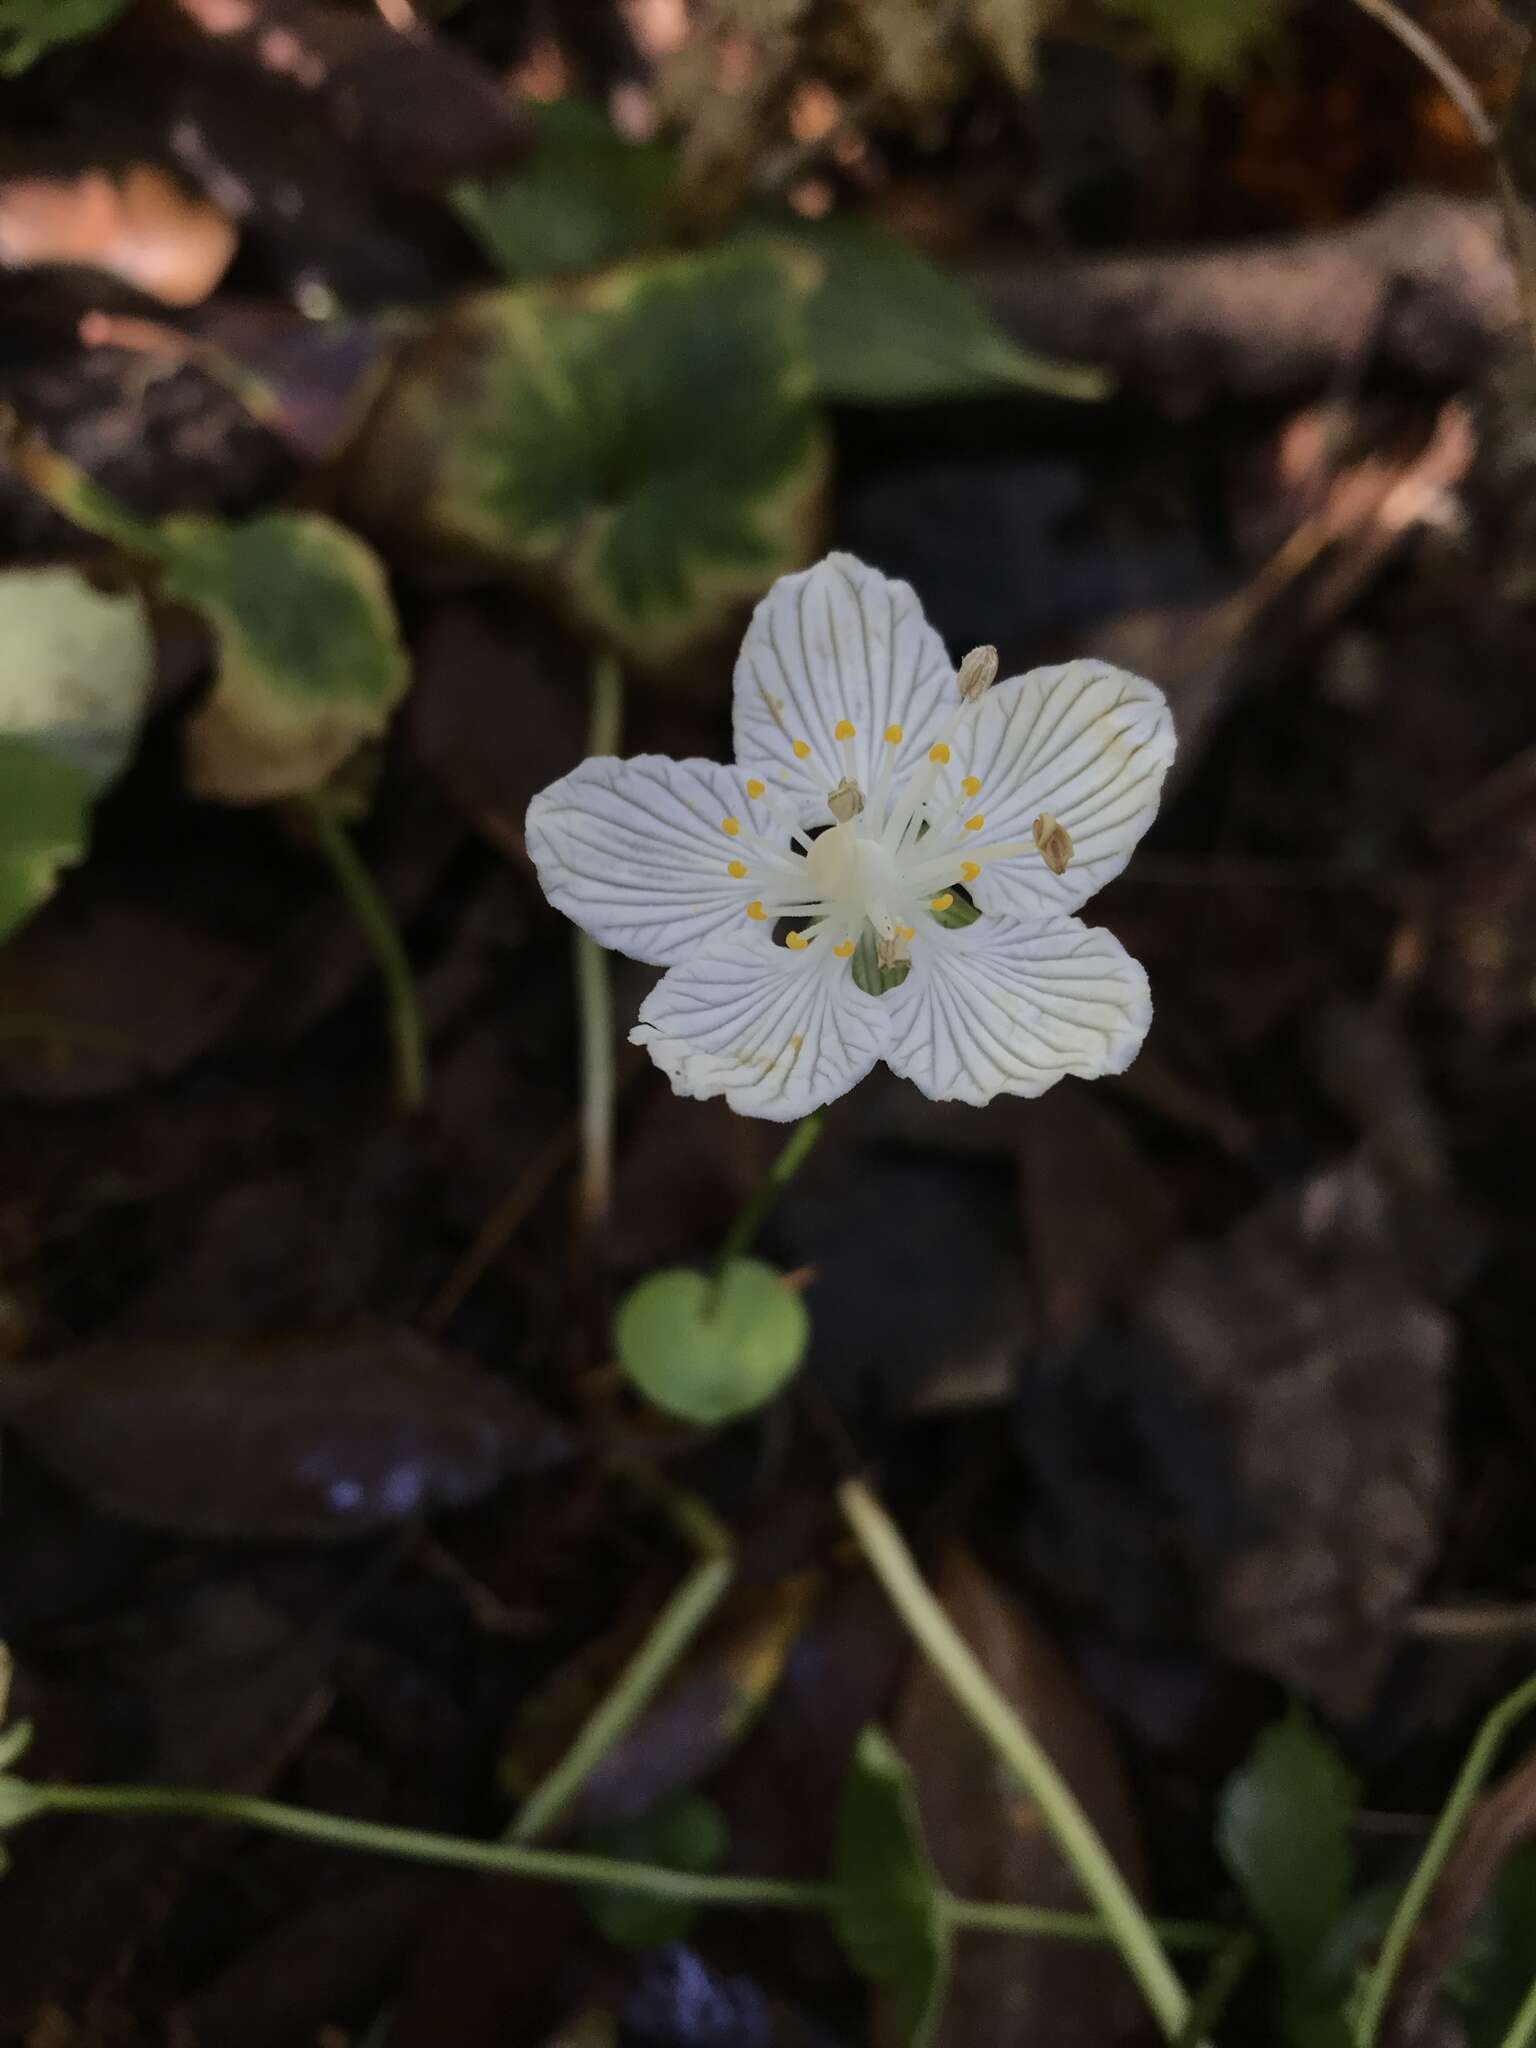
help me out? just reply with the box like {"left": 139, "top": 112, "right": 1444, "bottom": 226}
{"left": 526, "top": 755, "right": 785, "bottom": 966}
{"left": 884, "top": 915, "right": 1151, "bottom": 1106}
{"left": 732, "top": 553, "right": 956, "bottom": 818}
{"left": 948, "top": 660, "right": 1174, "bottom": 918}
{"left": 631, "top": 930, "right": 892, "bottom": 1121}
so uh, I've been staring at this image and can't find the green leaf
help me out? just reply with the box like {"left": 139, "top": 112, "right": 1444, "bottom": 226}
{"left": 160, "top": 513, "right": 409, "bottom": 802}
{"left": 0, "top": 568, "right": 153, "bottom": 791}
{"left": 582, "top": 1792, "right": 728, "bottom": 1950}
{"left": 353, "top": 245, "right": 829, "bottom": 667}
{"left": 0, "top": 737, "right": 94, "bottom": 948}
{"left": 1218, "top": 1712, "right": 1358, "bottom": 1990}
{"left": 614, "top": 1258, "right": 809, "bottom": 1426}
{"left": 758, "top": 215, "right": 1107, "bottom": 405}
{"left": 453, "top": 98, "right": 677, "bottom": 281}
{"left": 1108, "top": 0, "right": 1281, "bottom": 79}
{"left": 832, "top": 1726, "right": 951, "bottom": 2048}
{"left": 0, "top": 0, "right": 129, "bottom": 74}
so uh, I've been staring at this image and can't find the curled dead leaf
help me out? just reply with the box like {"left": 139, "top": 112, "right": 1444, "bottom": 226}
{"left": 0, "top": 166, "right": 236, "bottom": 307}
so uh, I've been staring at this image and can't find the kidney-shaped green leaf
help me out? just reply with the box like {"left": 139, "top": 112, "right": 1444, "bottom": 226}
{"left": 354, "top": 244, "right": 829, "bottom": 666}
{"left": 0, "top": 567, "right": 153, "bottom": 791}
{"left": 833, "top": 1725, "right": 952, "bottom": 2048}
{"left": 0, "top": 736, "right": 94, "bottom": 947}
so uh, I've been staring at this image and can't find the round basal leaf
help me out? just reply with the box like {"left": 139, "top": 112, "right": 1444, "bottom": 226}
{"left": 160, "top": 512, "right": 410, "bottom": 802}
{"left": 351, "top": 245, "right": 829, "bottom": 667}
{"left": 582, "top": 1792, "right": 728, "bottom": 1950}
{"left": 452, "top": 98, "right": 677, "bottom": 281}
{"left": 0, "top": 736, "right": 94, "bottom": 948}
{"left": 833, "top": 1726, "right": 951, "bottom": 2048}
{"left": 614, "top": 1258, "right": 809, "bottom": 1425}
{"left": 0, "top": 568, "right": 153, "bottom": 791}
{"left": 757, "top": 215, "right": 1107, "bottom": 406}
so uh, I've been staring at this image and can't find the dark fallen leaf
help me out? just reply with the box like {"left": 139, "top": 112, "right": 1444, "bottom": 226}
{"left": 0, "top": 1327, "right": 567, "bottom": 1541}
{"left": 890, "top": 1549, "right": 1154, "bottom": 2047}
{"left": 0, "top": 164, "right": 236, "bottom": 305}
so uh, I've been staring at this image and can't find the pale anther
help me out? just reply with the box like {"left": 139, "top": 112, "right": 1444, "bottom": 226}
{"left": 826, "top": 777, "right": 865, "bottom": 823}
{"left": 1033, "top": 813, "right": 1074, "bottom": 876}
{"left": 956, "top": 644, "right": 999, "bottom": 701}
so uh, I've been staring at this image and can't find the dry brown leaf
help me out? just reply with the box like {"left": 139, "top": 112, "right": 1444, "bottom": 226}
{"left": 891, "top": 1549, "right": 1153, "bottom": 2047}
{"left": 0, "top": 167, "right": 236, "bottom": 307}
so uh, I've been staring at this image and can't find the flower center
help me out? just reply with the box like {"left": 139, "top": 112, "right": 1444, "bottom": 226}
{"left": 803, "top": 820, "right": 903, "bottom": 940}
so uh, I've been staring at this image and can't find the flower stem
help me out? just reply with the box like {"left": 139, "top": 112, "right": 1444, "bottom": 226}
{"left": 299, "top": 792, "right": 425, "bottom": 1111}
{"left": 1356, "top": 1669, "right": 1536, "bottom": 2046}
{"left": 509, "top": 1488, "right": 733, "bottom": 1844}
{"left": 836, "top": 1477, "right": 1195, "bottom": 2044}
{"left": 576, "top": 652, "right": 624, "bottom": 1239}
{"left": 24, "top": 1779, "right": 828, "bottom": 1910}
{"left": 1496, "top": 1972, "right": 1536, "bottom": 2048}
{"left": 716, "top": 1114, "right": 823, "bottom": 1277}
{"left": 945, "top": 1897, "right": 1226, "bottom": 1950}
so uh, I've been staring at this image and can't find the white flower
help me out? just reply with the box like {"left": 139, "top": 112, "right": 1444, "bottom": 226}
{"left": 526, "top": 553, "right": 1174, "bottom": 1121}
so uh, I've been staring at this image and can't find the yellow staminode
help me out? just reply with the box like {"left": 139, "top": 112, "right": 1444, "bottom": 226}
{"left": 746, "top": 900, "right": 766, "bottom": 921}
{"left": 833, "top": 939, "right": 854, "bottom": 957}
{"left": 834, "top": 719, "right": 856, "bottom": 741}
{"left": 728, "top": 859, "right": 747, "bottom": 879}
{"left": 961, "top": 860, "right": 980, "bottom": 882}
{"left": 930, "top": 893, "right": 954, "bottom": 911}
{"left": 785, "top": 930, "right": 809, "bottom": 950}
{"left": 746, "top": 778, "right": 766, "bottom": 799}
{"left": 722, "top": 816, "right": 740, "bottom": 836}
{"left": 964, "top": 814, "right": 985, "bottom": 832}
{"left": 884, "top": 723, "right": 903, "bottom": 744}
{"left": 961, "top": 776, "right": 981, "bottom": 797}
{"left": 896, "top": 924, "right": 916, "bottom": 942}
{"left": 792, "top": 739, "right": 812, "bottom": 759}
{"left": 929, "top": 742, "right": 950, "bottom": 764}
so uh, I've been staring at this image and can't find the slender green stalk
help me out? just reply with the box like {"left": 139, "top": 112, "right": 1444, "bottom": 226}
{"left": 716, "top": 1113, "right": 823, "bottom": 1277}
{"left": 837, "top": 1478, "right": 1195, "bottom": 2043}
{"left": 945, "top": 1897, "right": 1226, "bottom": 1951}
{"left": 301, "top": 793, "right": 425, "bottom": 1111}
{"left": 1497, "top": 1973, "right": 1536, "bottom": 2048}
{"left": 1356, "top": 1670, "right": 1536, "bottom": 2046}
{"left": 510, "top": 1541, "right": 733, "bottom": 1843}
{"left": 25, "top": 1778, "right": 829, "bottom": 1908}
{"left": 575, "top": 652, "right": 624, "bottom": 1236}
{"left": 1175, "top": 1931, "right": 1258, "bottom": 2048}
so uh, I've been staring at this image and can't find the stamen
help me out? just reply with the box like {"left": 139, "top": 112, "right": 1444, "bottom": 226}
{"left": 956, "top": 644, "right": 999, "bottom": 702}
{"left": 1033, "top": 812, "right": 1074, "bottom": 875}
{"left": 728, "top": 859, "right": 747, "bottom": 878}
{"left": 745, "top": 778, "right": 766, "bottom": 799}
{"left": 827, "top": 777, "right": 864, "bottom": 824}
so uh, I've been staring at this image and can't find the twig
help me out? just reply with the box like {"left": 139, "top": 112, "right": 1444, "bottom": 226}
{"left": 1348, "top": 0, "right": 1496, "bottom": 149}
{"left": 575, "top": 654, "right": 624, "bottom": 1245}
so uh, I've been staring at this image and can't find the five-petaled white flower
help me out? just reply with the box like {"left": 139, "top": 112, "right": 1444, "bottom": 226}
{"left": 526, "top": 554, "right": 1174, "bottom": 1121}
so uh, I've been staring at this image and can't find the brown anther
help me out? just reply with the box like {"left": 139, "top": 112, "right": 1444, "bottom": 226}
{"left": 826, "top": 776, "right": 865, "bottom": 823}
{"left": 1033, "top": 813, "right": 1073, "bottom": 875}
{"left": 876, "top": 933, "right": 908, "bottom": 972}
{"left": 956, "top": 644, "right": 999, "bottom": 702}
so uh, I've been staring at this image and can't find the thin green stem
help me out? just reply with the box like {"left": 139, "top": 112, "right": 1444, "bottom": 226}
{"left": 945, "top": 1896, "right": 1227, "bottom": 1951}
{"left": 300, "top": 793, "right": 425, "bottom": 1111}
{"left": 576, "top": 652, "right": 624, "bottom": 1237}
{"left": 1497, "top": 1973, "right": 1536, "bottom": 2048}
{"left": 1175, "top": 1931, "right": 1258, "bottom": 2048}
{"left": 716, "top": 1114, "right": 823, "bottom": 1278}
{"left": 509, "top": 1502, "right": 733, "bottom": 1843}
{"left": 1356, "top": 1670, "right": 1536, "bottom": 2046}
{"left": 28, "top": 1780, "right": 828, "bottom": 1911}
{"left": 838, "top": 1478, "right": 1195, "bottom": 2043}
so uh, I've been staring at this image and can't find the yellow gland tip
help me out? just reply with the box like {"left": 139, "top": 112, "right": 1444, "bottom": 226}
{"left": 930, "top": 893, "right": 954, "bottom": 911}
{"left": 721, "top": 816, "right": 740, "bottom": 836}
{"left": 834, "top": 719, "right": 856, "bottom": 741}
{"left": 745, "top": 778, "right": 766, "bottom": 799}
{"left": 728, "top": 859, "right": 747, "bottom": 879}
{"left": 961, "top": 860, "right": 980, "bottom": 882}
{"left": 884, "top": 723, "right": 903, "bottom": 744}
{"left": 961, "top": 775, "right": 981, "bottom": 797}
{"left": 929, "top": 742, "right": 950, "bottom": 764}
{"left": 792, "top": 739, "right": 812, "bottom": 759}
{"left": 785, "top": 930, "right": 809, "bottom": 950}
{"left": 896, "top": 924, "right": 916, "bottom": 942}
{"left": 833, "top": 939, "right": 855, "bottom": 957}
{"left": 964, "top": 814, "right": 985, "bottom": 832}
{"left": 746, "top": 900, "right": 766, "bottom": 921}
